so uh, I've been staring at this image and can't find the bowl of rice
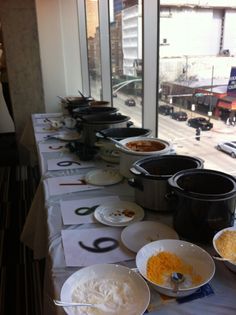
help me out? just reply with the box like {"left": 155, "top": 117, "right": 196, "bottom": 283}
{"left": 213, "top": 226, "right": 236, "bottom": 273}
{"left": 136, "top": 239, "right": 215, "bottom": 297}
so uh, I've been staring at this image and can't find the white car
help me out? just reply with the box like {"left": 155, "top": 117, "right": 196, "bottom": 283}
{"left": 217, "top": 141, "right": 236, "bottom": 158}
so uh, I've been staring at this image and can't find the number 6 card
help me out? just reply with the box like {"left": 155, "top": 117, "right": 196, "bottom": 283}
{"left": 61, "top": 227, "right": 134, "bottom": 266}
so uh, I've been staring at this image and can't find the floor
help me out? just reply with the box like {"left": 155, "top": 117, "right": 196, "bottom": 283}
{"left": 0, "top": 133, "right": 44, "bottom": 315}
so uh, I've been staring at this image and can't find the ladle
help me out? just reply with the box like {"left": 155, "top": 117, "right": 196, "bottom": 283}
{"left": 96, "top": 130, "right": 131, "bottom": 151}
{"left": 171, "top": 272, "right": 185, "bottom": 293}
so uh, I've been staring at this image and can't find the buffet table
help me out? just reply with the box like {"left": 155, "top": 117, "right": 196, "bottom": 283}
{"left": 21, "top": 113, "right": 236, "bottom": 315}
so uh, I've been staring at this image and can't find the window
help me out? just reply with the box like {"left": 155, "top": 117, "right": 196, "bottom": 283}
{"left": 85, "top": 0, "right": 102, "bottom": 100}
{"left": 78, "top": 0, "right": 236, "bottom": 174}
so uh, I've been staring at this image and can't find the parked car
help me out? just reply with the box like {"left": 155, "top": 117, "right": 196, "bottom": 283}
{"left": 217, "top": 141, "right": 236, "bottom": 158}
{"left": 187, "top": 117, "right": 213, "bottom": 130}
{"left": 125, "top": 98, "right": 136, "bottom": 106}
{"left": 171, "top": 111, "right": 188, "bottom": 121}
{"left": 158, "top": 105, "right": 173, "bottom": 115}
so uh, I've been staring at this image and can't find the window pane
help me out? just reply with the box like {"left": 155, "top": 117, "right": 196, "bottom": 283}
{"left": 110, "top": 0, "right": 143, "bottom": 127}
{"left": 85, "top": 0, "right": 102, "bottom": 99}
{"left": 158, "top": 2, "right": 236, "bottom": 174}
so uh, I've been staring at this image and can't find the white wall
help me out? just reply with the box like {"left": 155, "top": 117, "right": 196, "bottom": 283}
{"left": 160, "top": 9, "right": 222, "bottom": 57}
{"left": 223, "top": 10, "right": 236, "bottom": 56}
{"left": 35, "top": 0, "right": 82, "bottom": 112}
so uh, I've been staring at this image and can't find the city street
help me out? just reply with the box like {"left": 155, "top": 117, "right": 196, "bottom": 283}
{"left": 114, "top": 94, "right": 236, "bottom": 175}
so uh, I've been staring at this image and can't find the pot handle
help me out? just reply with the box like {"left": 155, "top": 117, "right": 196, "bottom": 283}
{"left": 110, "top": 150, "right": 120, "bottom": 157}
{"left": 165, "top": 190, "right": 178, "bottom": 203}
{"left": 127, "top": 121, "right": 134, "bottom": 127}
{"left": 130, "top": 165, "right": 150, "bottom": 176}
{"left": 94, "top": 141, "right": 104, "bottom": 148}
{"left": 128, "top": 178, "right": 144, "bottom": 191}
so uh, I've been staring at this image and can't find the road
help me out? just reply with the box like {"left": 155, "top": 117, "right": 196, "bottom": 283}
{"left": 113, "top": 94, "right": 236, "bottom": 175}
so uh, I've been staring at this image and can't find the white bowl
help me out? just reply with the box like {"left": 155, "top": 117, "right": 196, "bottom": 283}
{"left": 61, "top": 264, "right": 150, "bottom": 315}
{"left": 136, "top": 239, "right": 215, "bottom": 298}
{"left": 213, "top": 226, "right": 236, "bottom": 273}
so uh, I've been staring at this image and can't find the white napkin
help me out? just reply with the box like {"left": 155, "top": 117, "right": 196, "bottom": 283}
{"left": 44, "top": 175, "right": 103, "bottom": 196}
{"left": 38, "top": 142, "right": 68, "bottom": 153}
{"left": 60, "top": 195, "right": 120, "bottom": 225}
{"left": 61, "top": 227, "right": 134, "bottom": 267}
{"left": 47, "top": 157, "right": 95, "bottom": 171}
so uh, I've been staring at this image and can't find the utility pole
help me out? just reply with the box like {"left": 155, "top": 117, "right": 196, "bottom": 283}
{"left": 208, "top": 66, "right": 214, "bottom": 120}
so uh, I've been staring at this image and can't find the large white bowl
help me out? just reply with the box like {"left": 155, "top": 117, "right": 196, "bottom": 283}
{"left": 136, "top": 239, "right": 215, "bottom": 298}
{"left": 213, "top": 226, "right": 236, "bottom": 273}
{"left": 60, "top": 263, "right": 150, "bottom": 315}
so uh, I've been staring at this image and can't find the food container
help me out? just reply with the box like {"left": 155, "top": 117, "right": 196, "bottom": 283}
{"left": 79, "top": 113, "right": 132, "bottom": 146}
{"left": 213, "top": 226, "right": 236, "bottom": 273}
{"left": 95, "top": 127, "right": 151, "bottom": 163}
{"left": 128, "top": 155, "right": 203, "bottom": 211}
{"left": 61, "top": 96, "right": 93, "bottom": 115}
{"left": 72, "top": 106, "right": 117, "bottom": 118}
{"left": 116, "top": 137, "right": 174, "bottom": 178}
{"left": 136, "top": 239, "right": 215, "bottom": 298}
{"left": 168, "top": 169, "right": 236, "bottom": 243}
{"left": 89, "top": 100, "right": 110, "bottom": 107}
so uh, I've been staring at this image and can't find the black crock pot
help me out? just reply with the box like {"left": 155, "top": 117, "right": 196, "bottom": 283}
{"left": 168, "top": 169, "right": 236, "bottom": 243}
{"left": 128, "top": 154, "right": 203, "bottom": 211}
{"left": 79, "top": 113, "right": 132, "bottom": 146}
{"left": 72, "top": 106, "right": 117, "bottom": 118}
{"left": 96, "top": 127, "right": 152, "bottom": 140}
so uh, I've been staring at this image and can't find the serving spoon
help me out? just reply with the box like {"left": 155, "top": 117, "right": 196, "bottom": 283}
{"left": 96, "top": 130, "right": 130, "bottom": 151}
{"left": 171, "top": 272, "right": 185, "bottom": 293}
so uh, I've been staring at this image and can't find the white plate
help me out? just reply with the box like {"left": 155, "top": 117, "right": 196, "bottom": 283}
{"left": 53, "top": 132, "right": 81, "bottom": 141}
{"left": 85, "top": 169, "right": 123, "bottom": 186}
{"left": 121, "top": 220, "right": 179, "bottom": 252}
{"left": 94, "top": 201, "right": 145, "bottom": 227}
{"left": 60, "top": 264, "right": 150, "bottom": 315}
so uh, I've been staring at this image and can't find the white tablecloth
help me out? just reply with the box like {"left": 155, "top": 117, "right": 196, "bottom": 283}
{"left": 21, "top": 113, "right": 236, "bottom": 315}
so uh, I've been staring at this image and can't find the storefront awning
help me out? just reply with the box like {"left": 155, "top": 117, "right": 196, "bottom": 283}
{"left": 217, "top": 100, "right": 236, "bottom": 110}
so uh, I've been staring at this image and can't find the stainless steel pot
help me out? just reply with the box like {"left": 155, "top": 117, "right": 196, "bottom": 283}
{"left": 79, "top": 113, "right": 132, "bottom": 146}
{"left": 128, "top": 155, "right": 204, "bottom": 211}
{"left": 72, "top": 106, "right": 117, "bottom": 118}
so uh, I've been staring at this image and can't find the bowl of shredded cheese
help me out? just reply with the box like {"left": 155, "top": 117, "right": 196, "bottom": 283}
{"left": 136, "top": 239, "right": 215, "bottom": 297}
{"left": 213, "top": 226, "right": 236, "bottom": 273}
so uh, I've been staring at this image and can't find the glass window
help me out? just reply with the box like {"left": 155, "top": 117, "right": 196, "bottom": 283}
{"left": 110, "top": 0, "right": 143, "bottom": 127}
{"left": 85, "top": 0, "right": 102, "bottom": 100}
{"left": 80, "top": 0, "right": 236, "bottom": 174}
{"left": 158, "top": 1, "right": 236, "bottom": 174}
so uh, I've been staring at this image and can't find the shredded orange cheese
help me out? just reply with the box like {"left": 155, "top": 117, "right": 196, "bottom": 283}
{"left": 215, "top": 230, "right": 236, "bottom": 263}
{"left": 146, "top": 251, "right": 202, "bottom": 286}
